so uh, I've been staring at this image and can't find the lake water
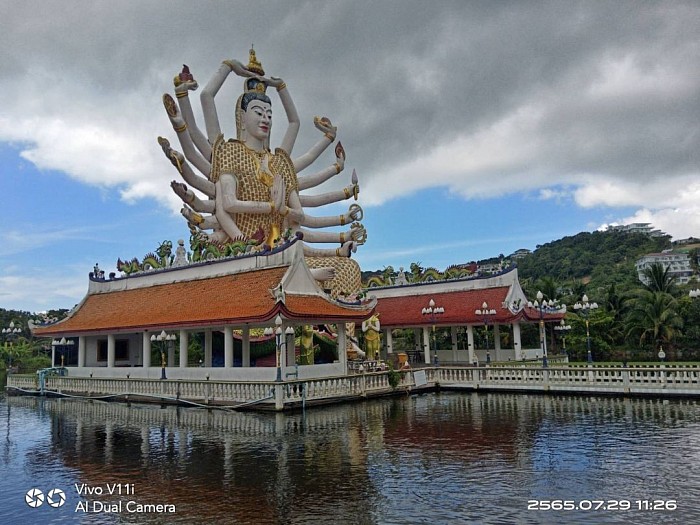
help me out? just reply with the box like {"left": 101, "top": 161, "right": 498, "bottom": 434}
{"left": 1, "top": 386, "right": 698, "bottom": 524}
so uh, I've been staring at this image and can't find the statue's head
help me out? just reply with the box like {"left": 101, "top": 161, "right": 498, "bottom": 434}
{"left": 236, "top": 49, "right": 272, "bottom": 147}
{"left": 240, "top": 81, "right": 272, "bottom": 143}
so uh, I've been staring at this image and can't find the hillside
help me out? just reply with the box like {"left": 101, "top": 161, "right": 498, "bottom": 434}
{"left": 363, "top": 230, "right": 673, "bottom": 294}
{"left": 514, "top": 230, "right": 672, "bottom": 291}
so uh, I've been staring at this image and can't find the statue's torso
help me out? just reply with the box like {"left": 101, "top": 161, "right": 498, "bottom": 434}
{"left": 211, "top": 139, "right": 297, "bottom": 241}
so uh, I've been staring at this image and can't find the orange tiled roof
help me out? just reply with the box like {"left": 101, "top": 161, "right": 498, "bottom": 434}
{"left": 35, "top": 267, "right": 373, "bottom": 336}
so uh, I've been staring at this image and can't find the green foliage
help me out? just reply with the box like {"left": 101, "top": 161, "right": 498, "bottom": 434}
{"left": 641, "top": 263, "right": 676, "bottom": 294}
{"left": 625, "top": 290, "right": 683, "bottom": 357}
{"left": 518, "top": 231, "right": 671, "bottom": 294}
{"left": 387, "top": 365, "right": 401, "bottom": 389}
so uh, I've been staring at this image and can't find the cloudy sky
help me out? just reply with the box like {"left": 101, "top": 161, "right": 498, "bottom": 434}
{"left": 1, "top": 1, "right": 699, "bottom": 313}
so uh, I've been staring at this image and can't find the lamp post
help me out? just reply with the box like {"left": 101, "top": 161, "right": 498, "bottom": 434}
{"left": 421, "top": 298, "right": 445, "bottom": 366}
{"left": 528, "top": 291, "right": 566, "bottom": 368}
{"left": 554, "top": 319, "right": 572, "bottom": 357}
{"left": 2, "top": 321, "right": 22, "bottom": 371}
{"left": 475, "top": 301, "right": 496, "bottom": 364}
{"left": 264, "top": 315, "right": 295, "bottom": 381}
{"left": 151, "top": 330, "right": 176, "bottom": 379}
{"left": 573, "top": 294, "right": 598, "bottom": 364}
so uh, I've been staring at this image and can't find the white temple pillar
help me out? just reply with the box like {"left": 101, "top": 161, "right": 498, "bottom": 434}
{"left": 242, "top": 325, "right": 251, "bottom": 367}
{"left": 204, "top": 329, "right": 212, "bottom": 367}
{"left": 451, "top": 326, "right": 458, "bottom": 363}
{"left": 142, "top": 332, "right": 151, "bottom": 368}
{"left": 224, "top": 326, "right": 233, "bottom": 368}
{"left": 494, "top": 325, "right": 501, "bottom": 362}
{"left": 467, "top": 325, "right": 476, "bottom": 365}
{"left": 513, "top": 322, "right": 523, "bottom": 361}
{"left": 51, "top": 344, "right": 56, "bottom": 367}
{"left": 167, "top": 339, "right": 175, "bottom": 367}
{"left": 286, "top": 330, "right": 295, "bottom": 368}
{"left": 384, "top": 328, "right": 393, "bottom": 356}
{"left": 179, "top": 330, "right": 188, "bottom": 368}
{"left": 107, "top": 334, "right": 116, "bottom": 368}
{"left": 422, "top": 327, "right": 431, "bottom": 364}
{"left": 337, "top": 324, "right": 348, "bottom": 370}
{"left": 78, "top": 336, "right": 86, "bottom": 367}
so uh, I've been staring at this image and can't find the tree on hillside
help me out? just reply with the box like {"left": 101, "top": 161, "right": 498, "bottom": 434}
{"left": 535, "top": 276, "right": 559, "bottom": 302}
{"left": 641, "top": 263, "right": 676, "bottom": 295}
{"left": 625, "top": 290, "right": 683, "bottom": 359}
{"left": 603, "top": 283, "right": 629, "bottom": 347}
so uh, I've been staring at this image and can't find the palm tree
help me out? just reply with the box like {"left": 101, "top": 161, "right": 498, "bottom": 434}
{"left": 625, "top": 290, "right": 683, "bottom": 359}
{"left": 641, "top": 263, "right": 676, "bottom": 294}
{"left": 604, "top": 283, "right": 628, "bottom": 346}
{"left": 536, "top": 276, "right": 559, "bottom": 302}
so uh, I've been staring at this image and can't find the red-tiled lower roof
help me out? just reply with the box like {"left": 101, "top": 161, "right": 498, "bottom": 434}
{"left": 35, "top": 267, "right": 373, "bottom": 336}
{"left": 375, "top": 287, "right": 562, "bottom": 327}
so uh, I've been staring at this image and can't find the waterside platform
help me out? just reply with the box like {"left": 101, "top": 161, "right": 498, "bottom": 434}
{"left": 6, "top": 365, "right": 700, "bottom": 411}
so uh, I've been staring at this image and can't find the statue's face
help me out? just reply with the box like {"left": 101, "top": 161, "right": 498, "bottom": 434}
{"left": 242, "top": 100, "right": 272, "bottom": 141}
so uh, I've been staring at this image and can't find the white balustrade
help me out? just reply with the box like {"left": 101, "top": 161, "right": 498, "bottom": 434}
{"left": 8, "top": 364, "right": 700, "bottom": 410}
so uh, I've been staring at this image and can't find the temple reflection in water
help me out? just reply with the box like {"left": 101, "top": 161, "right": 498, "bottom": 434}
{"left": 7, "top": 393, "right": 700, "bottom": 524}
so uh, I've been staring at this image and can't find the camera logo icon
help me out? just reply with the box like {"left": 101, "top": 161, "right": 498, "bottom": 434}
{"left": 47, "top": 488, "right": 66, "bottom": 508}
{"left": 25, "top": 488, "right": 45, "bottom": 508}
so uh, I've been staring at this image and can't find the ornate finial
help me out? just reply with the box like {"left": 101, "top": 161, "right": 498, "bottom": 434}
{"left": 247, "top": 46, "right": 265, "bottom": 76}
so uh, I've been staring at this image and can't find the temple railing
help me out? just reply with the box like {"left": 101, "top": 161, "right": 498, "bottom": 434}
{"left": 435, "top": 365, "right": 700, "bottom": 394}
{"left": 7, "top": 365, "right": 700, "bottom": 411}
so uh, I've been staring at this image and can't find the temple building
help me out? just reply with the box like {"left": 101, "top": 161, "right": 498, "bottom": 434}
{"left": 369, "top": 266, "right": 561, "bottom": 365}
{"left": 33, "top": 239, "right": 375, "bottom": 381}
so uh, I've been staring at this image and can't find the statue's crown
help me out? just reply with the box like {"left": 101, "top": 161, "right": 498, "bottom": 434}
{"left": 244, "top": 46, "right": 267, "bottom": 95}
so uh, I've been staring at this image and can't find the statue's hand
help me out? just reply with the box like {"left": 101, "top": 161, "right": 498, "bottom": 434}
{"left": 310, "top": 267, "right": 336, "bottom": 282}
{"left": 174, "top": 79, "right": 199, "bottom": 94}
{"left": 265, "top": 76, "right": 285, "bottom": 89}
{"left": 158, "top": 137, "right": 185, "bottom": 173}
{"left": 170, "top": 181, "right": 190, "bottom": 202}
{"left": 335, "top": 148, "right": 345, "bottom": 173}
{"left": 348, "top": 203, "right": 363, "bottom": 222}
{"left": 337, "top": 241, "right": 358, "bottom": 257}
{"left": 271, "top": 176, "right": 286, "bottom": 212}
{"left": 223, "top": 59, "right": 253, "bottom": 78}
{"left": 314, "top": 116, "right": 337, "bottom": 140}
{"left": 173, "top": 65, "right": 198, "bottom": 92}
{"left": 349, "top": 223, "right": 367, "bottom": 244}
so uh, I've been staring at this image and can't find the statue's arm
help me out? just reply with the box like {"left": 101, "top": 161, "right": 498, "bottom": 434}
{"left": 268, "top": 78, "right": 300, "bottom": 154}
{"left": 280, "top": 188, "right": 305, "bottom": 224}
{"left": 213, "top": 187, "right": 243, "bottom": 240}
{"left": 170, "top": 181, "right": 215, "bottom": 213}
{"left": 300, "top": 204, "right": 362, "bottom": 228}
{"left": 297, "top": 142, "right": 345, "bottom": 190}
{"left": 303, "top": 241, "right": 357, "bottom": 258}
{"left": 293, "top": 117, "right": 337, "bottom": 172}
{"left": 158, "top": 137, "right": 214, "bottom": 197}
{"left": 218, "top": 173, "right": 275, "bottom": 215}
{"left": 174, "top": 76, "right": 212, "bottom": 159}
{"left": 181, "top": 206, "right": 220, "bottom": 230}
{"left": 163, "top": 94, "right": 211, "bottom": 176}
{"left": 201, "top": 60, "right": 252, "bottom": 144}
{"left": 299, "top": 223, "right": 366, "bottom": 245}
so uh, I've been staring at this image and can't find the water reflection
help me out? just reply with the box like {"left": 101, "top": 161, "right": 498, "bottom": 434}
{"left": 2, "top": 393, "right": 699, "bottom": 524}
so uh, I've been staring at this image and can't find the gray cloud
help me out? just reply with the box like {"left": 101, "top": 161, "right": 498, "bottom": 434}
{"left": 1, "top": 0, "right": 698, "bottom": 215}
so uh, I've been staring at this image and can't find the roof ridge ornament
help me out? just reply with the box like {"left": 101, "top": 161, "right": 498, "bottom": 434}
{"left": 272, "top": 283, "right": 286, "bottom": 304}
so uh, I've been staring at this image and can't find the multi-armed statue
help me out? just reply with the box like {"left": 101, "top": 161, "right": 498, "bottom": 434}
{"left": 158, "top": 48, "right": 366, "bottom": 297}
